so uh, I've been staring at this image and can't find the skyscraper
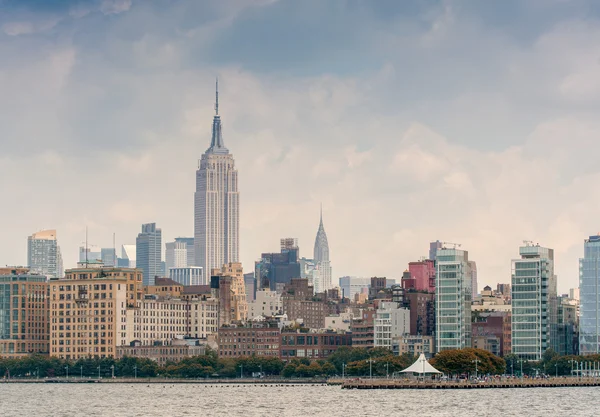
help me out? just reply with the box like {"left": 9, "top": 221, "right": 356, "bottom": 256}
{"left": 579, "top": 235, "right": 600, "bottom": 355}
{"left": 469, "top": 260, "right": 478, "bottom": 298}
{"left": 511, "top": 243, "right": 557, "bottom": 360}
{"left": 255, "top": 238, "right": 301, "bottom": 292}
{"left": 194, "top": 80, "right": 240, "bottom": 277}
{"left": 27, "top": 229, "right": 63, "bottom": 278}
{"left": 435, "top": 247, "right": 472, "bottom": 352}
{"left": 314, "top": 208, "right": 332, "bottom": 292}
{"left": 136, "top": 223, "right": 162, "bottom": 285}
{"left": 166, "top": 237, "right": 194, "bottom": 271}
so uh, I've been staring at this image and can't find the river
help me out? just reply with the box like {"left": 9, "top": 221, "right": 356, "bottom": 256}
{"left": 0, "top": 383, "right": 595, "bottom": 416}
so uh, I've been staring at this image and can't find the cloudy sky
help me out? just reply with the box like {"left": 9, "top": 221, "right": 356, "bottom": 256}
{"left": 2, "top": 0, "right": 600, "bottom": 292}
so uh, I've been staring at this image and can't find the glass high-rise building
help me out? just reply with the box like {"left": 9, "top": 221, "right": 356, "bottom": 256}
{"left": 435, "top": 247, "right": 472, "bottom": 352}
{"left": 580, "top": 235, "right": 600, "bottom": 355}
{"left": 511, "top": 243, "right": 557, "bottom": 360}
{"left": 136, "top": 223, "right": 162, "bottom": 285}
{"left": 27, "top": 229, "right": 63, "bottom": 278}
{"left": 194, "top": 80, "right": 239, "bottom": 277}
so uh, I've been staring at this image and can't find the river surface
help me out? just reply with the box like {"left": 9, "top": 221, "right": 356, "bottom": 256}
{"left": 0, "top": 383, "right": 597, "bottom": 416}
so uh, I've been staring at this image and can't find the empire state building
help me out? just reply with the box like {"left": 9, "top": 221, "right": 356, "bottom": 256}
{"left": 194, "top": 81, "right": 240, "bottom": 280}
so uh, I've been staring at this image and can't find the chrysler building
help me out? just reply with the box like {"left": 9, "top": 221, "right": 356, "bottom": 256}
{"left": 314, "top": 207, "right": 332, "bottom": 291}
{"left": 194, "top": 80, "right": 240, "bottom": 279}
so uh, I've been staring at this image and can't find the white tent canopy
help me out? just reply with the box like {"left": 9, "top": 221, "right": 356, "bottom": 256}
{"left": 400, "top": 354, "right": 442, "bottom": 374}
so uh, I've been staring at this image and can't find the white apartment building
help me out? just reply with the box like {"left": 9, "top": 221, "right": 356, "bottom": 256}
{"left": 374, "top": 302, "right": 410, "bottom": 349}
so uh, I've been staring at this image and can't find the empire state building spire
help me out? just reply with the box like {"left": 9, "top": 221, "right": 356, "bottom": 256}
{"left": 207, "top": 78, "right": 228, "bottom": 154}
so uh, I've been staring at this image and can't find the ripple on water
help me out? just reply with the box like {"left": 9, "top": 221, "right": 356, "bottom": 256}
{"left": 0, "top": 384, "right": 598, "bottom": 417}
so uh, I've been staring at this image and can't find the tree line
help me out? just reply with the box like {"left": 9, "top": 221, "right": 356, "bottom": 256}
{"left": 0, "top": 347, "right": 416, "bottom": 379}
{"left": 3, "top": 347, "right": 593, "bottom": 379}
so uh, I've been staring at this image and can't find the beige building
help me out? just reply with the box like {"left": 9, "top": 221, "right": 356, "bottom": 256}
{"left": 248, "top": 290, "right": 282, "bottom": 319}
{"left": 211, "top": 262, "right": 247, "bottom": 325}
{"left": 49, "top": 264, "right": 143, "bottom": 360}
{"left": 0, "top": 269, "right": 49, "bottom": 357}
{"left": 392, "top": 335, "right": 435, "bottom": 358}
{"left": 130, "top": 294, "right": 218, "bottom": 345}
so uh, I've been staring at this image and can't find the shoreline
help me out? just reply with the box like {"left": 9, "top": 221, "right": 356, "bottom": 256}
{"left": 1, "top": 378, "right": 329, "bottom": 385}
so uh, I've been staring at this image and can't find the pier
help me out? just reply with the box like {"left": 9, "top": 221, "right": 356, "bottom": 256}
{"left": 340, "top": 377, "right": 600, "bottom": 390}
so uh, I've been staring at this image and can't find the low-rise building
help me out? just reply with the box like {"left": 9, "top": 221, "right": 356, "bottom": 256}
{"left": 392, "top": 335, "right": 435, "bottom": 358}
{"left": 351, "top": 309, "right": 375, "bottom": 348}
{"left": 325, "top": 312, "right": 353, "bottom": 332}
{"left": 217, "top": 322, "right": 281, "bottom": 358}
{"left": 116, "top": 339, "right": 206, "bottom": 365}
{"left": 280, "top": 330, "right": 352, "bottom": 360}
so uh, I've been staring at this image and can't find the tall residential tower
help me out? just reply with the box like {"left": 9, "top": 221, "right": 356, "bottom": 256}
{"left": 194, "top": 80, "right": 240, "bottom": 276}
{"left": 511, "top": 243, "right": 557, "bottom": 360}
{"left": 27, "top": 229, "right": 63, "bottom": 278}
{"left": 435, "top": 247, "right": 472, "bottom": 352}
{"left": 580, "top": 235, "right": 600, "bottom": 355}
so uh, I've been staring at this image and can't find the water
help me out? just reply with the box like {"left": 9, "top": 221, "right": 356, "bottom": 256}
{"left": 0, "top": 384, "right": 597, "bottom": 416}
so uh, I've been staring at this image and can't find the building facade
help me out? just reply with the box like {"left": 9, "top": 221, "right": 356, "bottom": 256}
{"left": 392, "top": 335, "right": 435, "bottom": 358}
{"left": 194, "top": 82, "right": 240, "bottom": 277}
{"left": 217, "top": 322, "right": 281, "bottom": 358}
{"left": 248, "top": 290, "right": 282, "bottom": 319}
{"left": 255, "top": 239, "right": 301, "bottom": 292}
{"left": 404, "top": 291, "right": 435, "bottom": 336}
{"left": 374, "top": 302, "right": 410, "bottom": 350}
{"left": 169, "top": 267, "right": 204, "bottom": 286}
{"left": 116, "top": 340, "right": 206, "bottom": 365}
{"left": 210, "top": 262, "right": 247, "bottom": 325}
{"left": 129, "top": 294, "right": 218, "bottom": 345}
{"left": 0, "top": 269, "right": 49, "bottom": 357}
{"left": 408, "top": 260, "right": 436, "bottom": 293}
{"left": 136, "top": 223, "right": 162, "bottom": 286}
{"left": 166, "top": 237, "right": 195, "bottom": 271}
{"left": 280, "top": 330, "right": 352, "bottom": 360}
{"left": 580, "top": 235, "right": 600, "bottom": 355}
{"left": 351, "top": 309, "right": 376, "bottom": 348}
{"left": 435, "top": 247, "right": 472, "bottom": 352}
{"left": 49, "top": 265, "right": 143, "bottom": 360}
{"left": 281, "top": 279, "right": 326, "bottom": 329}
{"left": 339, "top": 277, "right": 370, "bottom": 301}
{"left": 511, "top": 243, "right": 557, "bottom": 360}
{"left": 27, "top": 229, "right": 63, "bottom": 278}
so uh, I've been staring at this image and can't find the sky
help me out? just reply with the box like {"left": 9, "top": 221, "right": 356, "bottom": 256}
{"left": 2, "top": 0, "right": 600, "bottom": 293}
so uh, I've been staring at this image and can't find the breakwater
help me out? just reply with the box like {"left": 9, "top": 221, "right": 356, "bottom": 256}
{"left": 1, "top": 377, "right": 328, "bottom": 385}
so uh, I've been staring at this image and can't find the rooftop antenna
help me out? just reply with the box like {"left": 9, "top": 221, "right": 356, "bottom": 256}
{"left": 215, "top": 77, "right": 219, "bottom": 115}
{"left": 85, "top": 226, "right": 89, "bottom": 267}
{"left": 113, "top": 232, "right": 116, "bottom": 267}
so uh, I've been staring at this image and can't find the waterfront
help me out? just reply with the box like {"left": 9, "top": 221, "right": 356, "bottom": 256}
{"left": 0, "top": 384, "right": 598, "bottom": 416}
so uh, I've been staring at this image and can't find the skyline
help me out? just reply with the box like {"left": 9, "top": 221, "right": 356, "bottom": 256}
{"left": 4, "top": 1, "right": 600, "bottom": 292}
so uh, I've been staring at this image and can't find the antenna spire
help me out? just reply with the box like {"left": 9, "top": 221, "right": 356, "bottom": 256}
{"left": 215, "top": 77, "right": 219, "bottom": 115}
{"left": 320, "top": 203, "right": 323, "bottom": 226}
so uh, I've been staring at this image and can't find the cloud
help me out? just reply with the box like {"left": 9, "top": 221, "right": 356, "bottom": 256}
{"left": 2, "top": 0, "right": 600, "bottom": 294}
{"left": 100, "top": 0, "right": 132, "bottom": 15}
